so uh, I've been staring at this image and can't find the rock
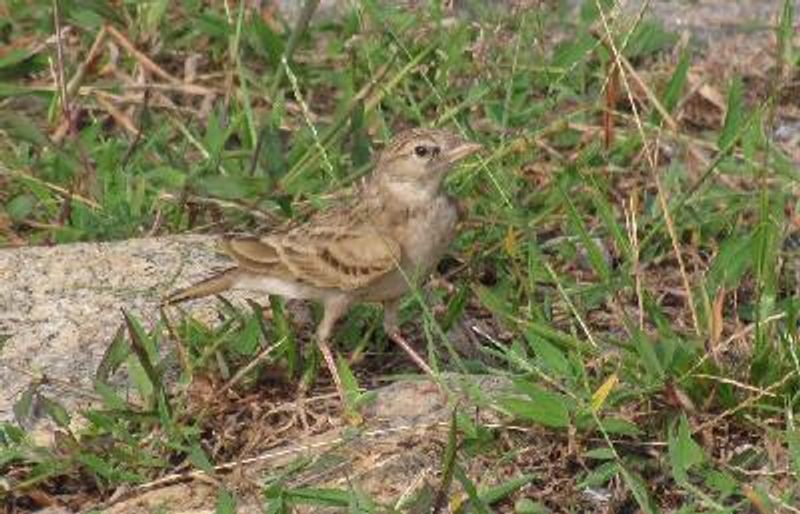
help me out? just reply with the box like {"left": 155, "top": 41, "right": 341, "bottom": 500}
{"left": 0, "top": 235, "right": 232, "bottom": 436}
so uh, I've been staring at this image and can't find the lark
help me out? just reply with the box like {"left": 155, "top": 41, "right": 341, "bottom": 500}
{"left": 165, "top": 128, "right": 481, "bottom": 405}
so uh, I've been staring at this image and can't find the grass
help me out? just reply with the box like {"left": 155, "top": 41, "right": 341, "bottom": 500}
{"left": 2, "top": 0, "right": 800, "bottom": 512}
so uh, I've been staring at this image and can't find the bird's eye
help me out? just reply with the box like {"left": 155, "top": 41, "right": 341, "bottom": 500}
{"left": 414, "top": 145, "right": 428, "bottom": 158}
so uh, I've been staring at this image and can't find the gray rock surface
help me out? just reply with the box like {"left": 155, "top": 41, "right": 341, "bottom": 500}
{"left": 0, "top": 235, "right": 232, "bottom": 434}
{"left": 628, "top": 0, "right": 799, "bottom": 37}
{"left": 271, "top": 0, "right": 798, "bottom": 37}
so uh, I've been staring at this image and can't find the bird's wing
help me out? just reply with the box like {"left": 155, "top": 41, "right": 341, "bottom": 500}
{"left": 221, "top": 236, "right": 286, "bottom": 273}
{"left": 222, "top": 223, "right": 401, "bottom": 291}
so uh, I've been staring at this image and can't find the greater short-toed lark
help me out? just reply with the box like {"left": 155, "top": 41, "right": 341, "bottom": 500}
{"left": 166, "top": 128, "right": 481, "bottom": 406}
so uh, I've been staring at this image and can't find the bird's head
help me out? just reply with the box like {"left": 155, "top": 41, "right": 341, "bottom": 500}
{"left": 372, "top": 128, "right": 482, "bottom": 201}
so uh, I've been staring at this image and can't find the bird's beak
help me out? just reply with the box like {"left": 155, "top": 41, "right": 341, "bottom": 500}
{"left": 444, "top": 141, "right": 483, "bottom": 164}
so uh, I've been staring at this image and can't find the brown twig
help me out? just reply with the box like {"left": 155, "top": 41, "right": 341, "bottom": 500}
{"left": 120, "top": 88, "right": 151, "bottom": 168}
{"left": 65, "top": 25, "right": 107, "bottom": 100}
{"left": 217, "top": 337, "right": 286, "bottom": 395}
{"left": 94, "top": 94, "right": 141, "bottom": 137}
{"left": 106, "top": 24, "right": 180, "bottom": 84}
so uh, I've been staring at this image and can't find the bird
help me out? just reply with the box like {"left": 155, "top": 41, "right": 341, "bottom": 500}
{"left": 164, "top": 128, "right": 482, "bottom": 407}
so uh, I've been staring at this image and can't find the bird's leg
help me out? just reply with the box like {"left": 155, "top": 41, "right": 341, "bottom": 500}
{"left": 383, "top": 298, "right": 436, "bottom": 378}
{"left": 292, "top": 381, "right": 312, "bottom": 432}
{"left": 315, "top": 296, "right": 351, "bottom": 406}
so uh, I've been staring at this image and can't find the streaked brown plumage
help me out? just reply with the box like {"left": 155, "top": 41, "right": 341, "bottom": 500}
{"left": 165, "top": 128, "right": 481, "bottom": 406}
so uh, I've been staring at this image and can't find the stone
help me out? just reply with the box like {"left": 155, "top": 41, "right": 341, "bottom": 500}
{"left": 0, "top": 235, "right": 232, "bottom": 435}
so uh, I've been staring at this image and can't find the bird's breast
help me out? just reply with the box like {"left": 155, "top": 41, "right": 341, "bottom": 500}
{"left": 398, "top": 195, "right": 460, "bottom": 272}
{"left": 357, "top": 195, "right": 459, "bottom": 302}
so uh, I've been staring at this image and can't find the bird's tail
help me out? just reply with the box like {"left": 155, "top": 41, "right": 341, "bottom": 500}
{"left": 163, "top": 268, "right": 240, "bottom": 305}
